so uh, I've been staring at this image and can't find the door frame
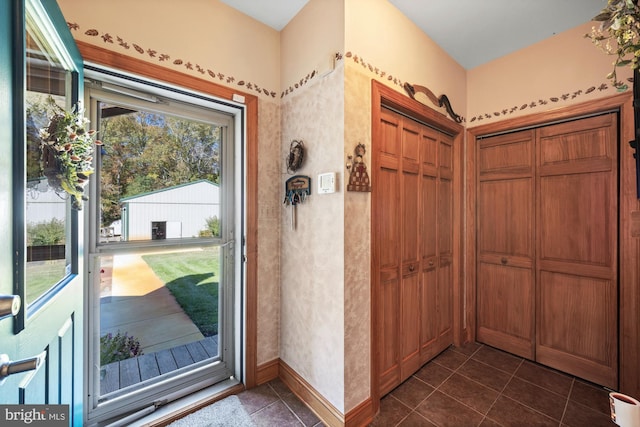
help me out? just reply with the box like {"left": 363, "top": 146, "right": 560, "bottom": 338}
{"left": 465, "top": 92, "right": 639, "bottom": 397}
{"left": 74, "top": 41, "right": 260, "bottom": 409}
{"left": 370, "top": 80, "right": 465, "bottom": 412}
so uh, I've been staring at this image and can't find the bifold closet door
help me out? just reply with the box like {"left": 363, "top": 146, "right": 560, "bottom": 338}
{"left": 476, "top": 113, "right": 618, "bottom": 388}
{"left": 376, "top": 110, "right": 402, "bottom": 396}
{"left": 375, "top": 108, "right": 454, "bottom": 396}
{"left": 535, "top": 113, "right": 618, "bottom": 389}
{"left": 421, "top": 126, "right": 454, "bottom": 363}
{"left": 476, "top": 130, "right": 536, "bottom": 359}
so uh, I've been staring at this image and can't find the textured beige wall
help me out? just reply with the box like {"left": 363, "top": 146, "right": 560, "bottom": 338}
{"left": 279, "top": 0, "right": 346, "bottom": 413}
{"left": 467, "top": 21, "right": 633, "bottom": 126}
{"left": 280, "top": 0, "right": 344, "bottom": 93}
{"left": 346, "top": 0, "right": 467, "bottom": 121}
{"left": 279, "top": 63, "right": 346, "bottom": 411}
{"left": 256, "top": 99, "right": 282, "bottom": 365}
{"left": 343, "top": 62, "right": 371, "bottom": 413}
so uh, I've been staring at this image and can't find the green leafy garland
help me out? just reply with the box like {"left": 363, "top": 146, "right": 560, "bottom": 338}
{"left": 39, "top": 97, "right": 101, "bottom": 210}
{"left": 586, "top": 0, "right": 640, "bottom": 91}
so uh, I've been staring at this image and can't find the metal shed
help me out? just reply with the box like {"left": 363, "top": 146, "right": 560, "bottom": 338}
{"left": 120, "top": 179, "right": 220, "bottom": 241}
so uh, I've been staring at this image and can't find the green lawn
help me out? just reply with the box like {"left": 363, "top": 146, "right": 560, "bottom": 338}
{"left": 142, "top": 248, "right": 220, "bottom": 336}
{"left": 25, "top": 260, "right": 66, "bottom": 304}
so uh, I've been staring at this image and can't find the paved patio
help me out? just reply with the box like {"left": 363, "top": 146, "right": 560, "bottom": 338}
{"left": 100, "top": 252, "right": 204, "bottom": 354}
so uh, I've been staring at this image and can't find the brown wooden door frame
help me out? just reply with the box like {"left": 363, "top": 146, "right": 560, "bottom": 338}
{"left": 466, "top": 92, "right": 640, "bottom": 397}
{"left": 75, "top": 42, "right": 260, "bottom": 390}
{"left": 370, "top": 80, "right": 465, "bottom": 412}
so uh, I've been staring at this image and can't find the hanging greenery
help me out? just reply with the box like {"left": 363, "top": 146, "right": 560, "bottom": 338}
{"left": 39, "top": 97, "right": 101, "bottom": 210}
{"left": 585, "top": 0, "right": 640, "bottom": 91}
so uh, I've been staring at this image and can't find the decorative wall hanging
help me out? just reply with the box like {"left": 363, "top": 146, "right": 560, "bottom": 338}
{"left": 286, "top": 139, "right": 305, "bottom": 174}
{"left": 39, "top": 98, "right": 101, "bottom": 210}
{"left": 403, "top": 83, "right": 463, "bottom": 123}
{"left": 283, "top": 175, "right": 311, "bottom": 230}
{"left": 346, "top": 143, "right": 371, "bottom": 192}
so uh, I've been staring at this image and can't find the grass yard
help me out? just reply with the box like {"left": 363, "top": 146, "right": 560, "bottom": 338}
{"left": 142, "top": 247, "right": 220, "bottom": 336}
{"left": 25, "top": 259, "right": 67, "bottom": 304}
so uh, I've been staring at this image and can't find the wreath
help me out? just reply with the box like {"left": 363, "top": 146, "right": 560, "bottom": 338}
{"left": 286, "top": 139, "right": 305, "bottom": 173}
{"left": 39, "top": 97, "right": 101, "bottom": 210}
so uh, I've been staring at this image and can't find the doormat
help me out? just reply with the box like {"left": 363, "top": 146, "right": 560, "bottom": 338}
{"left": 167, "top": 395, "right": 256, "bottom": 427}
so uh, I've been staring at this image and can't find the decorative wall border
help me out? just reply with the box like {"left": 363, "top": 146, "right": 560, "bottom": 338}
{"left": 67, "top": 22, "right": 281, "bottom": 98}
{"left": 466, "top": 78, "right": 632, "bottom": 124}
{"left": 67, "top": 22, "right": 628, "bottom": 118}
{"left": 345, "top": 51, "right": 466, "bottom": 122}
{"left": 67, "top": 22, "right": 344, "bottom": 100}
{"left": 281, "top": 53, "right": 344, "bottom": 98}
{"left": 345, "top": 50, "right": 633, "bottom": 124}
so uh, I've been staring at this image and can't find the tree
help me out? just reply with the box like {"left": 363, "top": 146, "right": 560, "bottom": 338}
{"left": 27, "top": 218, "right": 65, "bottom": 246}
{"left": 98, "top": 108, "right": 221, "bottom": 228}
{"left": 204, "top": 216, "right": 220, "bottom": 237}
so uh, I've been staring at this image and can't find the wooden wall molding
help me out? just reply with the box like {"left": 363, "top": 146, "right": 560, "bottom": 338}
{"left": 258, "top": 359, "right": 375, "bottom": 426}
{"left": 466, "top": 92, "right": 640, "bottom": 397}
{"left": 278, "top": 360, "right": 345, "bottom": 427}
{"left": 75, "top": 41, "right": 260, "bottom": 389}
{"left": 256, "top": 359, "right": 279, "bottom": 385}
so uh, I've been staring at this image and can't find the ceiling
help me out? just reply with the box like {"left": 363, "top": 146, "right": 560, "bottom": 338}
{"left": 219, "top": 0, "right": 607, "bottom": 70}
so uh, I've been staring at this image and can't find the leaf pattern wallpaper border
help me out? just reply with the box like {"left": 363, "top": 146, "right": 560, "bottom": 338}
{"left": 68, "top": 23, "right": 630, "bottom": 120}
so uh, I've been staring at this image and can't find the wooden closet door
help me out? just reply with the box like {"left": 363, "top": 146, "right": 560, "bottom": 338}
{"left": 420, "top": 127, "right": 439, "bottom": 361}
{"left": 437, "top": 132, "right": 454, "bottom": 347}
{"left": 476, "top": 130, "right": 535, "bottom": 359}
{"left": 376, "top": 110, "right": 402, "bottom": 395}
{"left": 400, "top": 119, "right": 422, "bottom": 380}
{"left": 536, "top": 114, "right": 618, "bottom": 388}
{"left": 375, "top": 108, "right": 456, "bottom": 394}
{"left": 418, "top": 126, "right": 453, "bottom": 364}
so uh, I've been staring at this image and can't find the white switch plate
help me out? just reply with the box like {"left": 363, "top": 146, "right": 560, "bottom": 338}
{"left": 317, "top": 172, "right": 336, "bottom": 194}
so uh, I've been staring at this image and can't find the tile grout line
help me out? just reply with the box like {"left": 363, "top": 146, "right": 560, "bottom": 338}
{"left": 559, "top": 378, "right": 575, "bottom": 426}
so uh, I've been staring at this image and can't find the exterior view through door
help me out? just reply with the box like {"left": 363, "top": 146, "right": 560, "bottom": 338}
{"left": 84, "top": 73, "right": 241, "bottom": 425}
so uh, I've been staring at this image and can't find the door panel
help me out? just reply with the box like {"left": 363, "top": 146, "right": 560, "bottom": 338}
{"left": 536, "top": 114, "right": 617, "bottom": 388}
{"left": 1, "top": 1, "right": 83, "bottom": 425}
{"left": 400, "top": 121, "right": 421, "bottom": 378}
{"left": 377, "top": 111, "right": 401, "bottom": 396}
{"left": 476, "top": 131, "right": 535, "bottom": 359}
{"left": 379, "top": 273, "right": 400, "bottom": 396}
{"left": 539, "top": 173, "right": 612, "bottom": 266}
{"left": 477, "top": 262, "right": 534, "bottom": 358}
{"left": 400, "top": 271, "right": 421, "bottom": 380}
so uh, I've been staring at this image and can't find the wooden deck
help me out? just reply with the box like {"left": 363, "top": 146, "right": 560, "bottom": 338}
{"left": 100, "top": 335, "right": 218, "bottom": 395}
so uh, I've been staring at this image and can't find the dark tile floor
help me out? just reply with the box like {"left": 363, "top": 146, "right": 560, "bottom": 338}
{"left": 237, "top": 377, "right": 325, "bottom": 427}
{"left": 237, "top": 343, "right": 614, "bottom": 427}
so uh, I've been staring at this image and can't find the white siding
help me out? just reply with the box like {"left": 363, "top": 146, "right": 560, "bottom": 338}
{"left": 122, "top": 181, "right": 220, "bottom": 241}
{"left": 26, "top": 182, "right": 66, "bottom": 224}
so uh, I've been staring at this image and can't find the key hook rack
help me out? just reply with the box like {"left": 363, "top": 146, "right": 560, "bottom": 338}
{"left": 284, "top": 175, "right": 311, "bottom": 230}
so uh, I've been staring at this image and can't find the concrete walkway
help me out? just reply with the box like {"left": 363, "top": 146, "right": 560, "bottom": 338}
{"left": 100, "top": 253, "right": 204, "bottom": 354}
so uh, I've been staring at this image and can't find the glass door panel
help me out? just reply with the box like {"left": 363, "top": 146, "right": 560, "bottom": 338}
{"left": 97, "top": 246, "right": 222, "bottom": 398}
{"left": 86, "top": 82, "right": 237, "bottom": 424}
